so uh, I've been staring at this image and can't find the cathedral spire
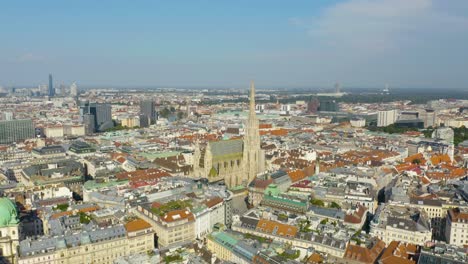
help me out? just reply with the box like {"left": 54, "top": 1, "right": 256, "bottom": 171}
{"left": 250, "top": 80, "right": 256, "bottom": 114}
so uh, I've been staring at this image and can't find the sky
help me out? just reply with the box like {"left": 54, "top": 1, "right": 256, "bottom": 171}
{"left": 1, "top": 0, "right": 468, "bottom": 89}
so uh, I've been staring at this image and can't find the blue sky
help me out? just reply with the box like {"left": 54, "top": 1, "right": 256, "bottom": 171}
{"left": 1, "top": 0, "right": 467, "bottom": 89}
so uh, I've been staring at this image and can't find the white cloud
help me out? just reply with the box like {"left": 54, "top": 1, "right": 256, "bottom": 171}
{"left": 17, "top": 53, "right": 45, "bottom": 62}
{"left": 307, "top": 0, "right": 468, "bottom": 54}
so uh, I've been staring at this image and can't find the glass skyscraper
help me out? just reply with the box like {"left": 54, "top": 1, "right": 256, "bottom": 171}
{"left": 48, "top": 74, "right": 55, "bottom": 97}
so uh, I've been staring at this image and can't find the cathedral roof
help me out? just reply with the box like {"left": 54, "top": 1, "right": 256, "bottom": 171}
{"left": 209, "top": 139, "right": 243, "bottom": 158}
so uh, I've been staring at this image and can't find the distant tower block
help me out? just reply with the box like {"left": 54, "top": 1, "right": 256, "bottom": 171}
{"left": 335, "top": 82, "right": 341, "bottom": 93}
{"left": 384, "top": 83, "right": 390, "bottom": 93}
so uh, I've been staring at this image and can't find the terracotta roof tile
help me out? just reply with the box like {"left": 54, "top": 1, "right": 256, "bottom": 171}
{"left": 125, "top": 219, "right": 152, "bottom": 232}
{"left": 162, "top": 209, "right": 195, "bottom": 223}
{"left": 256, "top": 219, "right": 297, "bottom": 237}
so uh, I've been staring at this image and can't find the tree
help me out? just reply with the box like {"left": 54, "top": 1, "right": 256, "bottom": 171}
{"left": 330, "top": 202, "right": 341, "bottom": 209}
{"left": 55, "top": 204, "right": 69, "bottom": 212}
{"left": 177, "top": 111, "right": 185, "bottom": 120}
{"left": 310, "top": 198, "right": 325, "bottom": 207}
{"left": 159, "top": 107, "right": 171, "bottom": 118}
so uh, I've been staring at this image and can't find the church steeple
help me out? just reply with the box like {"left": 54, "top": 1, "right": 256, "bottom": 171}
{"left": 243, "top": 80, "right": 263, "bottom": 186}
{"left": 250, "top": 80, "right": 256, "bottom": 114}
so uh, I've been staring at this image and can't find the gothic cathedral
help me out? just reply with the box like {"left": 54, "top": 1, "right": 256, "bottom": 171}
{"left": 192, "top": 81, "right": 265, "bottom": 188}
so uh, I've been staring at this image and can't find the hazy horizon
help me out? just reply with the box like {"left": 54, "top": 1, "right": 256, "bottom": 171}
{"left": 1, "top": 0, "right": 468, "bottom": 89}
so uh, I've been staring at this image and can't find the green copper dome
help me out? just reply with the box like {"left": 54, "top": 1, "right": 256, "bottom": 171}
{"left": 0, "top": 198, "right": 19, "bottom": 227}
{"left": 264, "top": 184, "right": 280, "bottom": 196}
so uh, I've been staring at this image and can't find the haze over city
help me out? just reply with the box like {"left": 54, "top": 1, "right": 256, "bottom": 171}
{"left": 1, "top": 0, "right": 468, "bottom": 89}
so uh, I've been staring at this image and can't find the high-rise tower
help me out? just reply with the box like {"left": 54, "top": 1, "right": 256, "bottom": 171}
{"left": 48, "top": 74, "right": 55, "bottom": 97}
{"left": 243, "top": 81, "right": 263, "bottom": 184}
{"left": 70, "top": 82, "right": 78, "bottom": 97}
{"left": 140, "top": 100, "right": 157, "bottom": 127}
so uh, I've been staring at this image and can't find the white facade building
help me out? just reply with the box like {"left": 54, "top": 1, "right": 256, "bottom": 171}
{"left": 377, "top": 110, "right": 397, "bottom": 127}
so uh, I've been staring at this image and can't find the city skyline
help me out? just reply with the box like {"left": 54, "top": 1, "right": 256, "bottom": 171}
{"left": 1, "top": 0, "right": 468, "bottom": 89}
{"left": 2, "top": 1, "right": 468, "bottom": 263}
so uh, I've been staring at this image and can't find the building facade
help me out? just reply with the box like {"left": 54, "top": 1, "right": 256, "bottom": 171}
{"left": 0, "top": 119, "right": 35, "bottom": 144}
{"left": 445, "top": 208, "right": 468, "bottom": 247}
{"left": 377, "top": 110, "right": 397, "bottom": 127}
{"left": 18, "top": 219, "right": 154, "bottom": 264}
{"left": 139, "top": 100, "right": 157, "bottom": 126}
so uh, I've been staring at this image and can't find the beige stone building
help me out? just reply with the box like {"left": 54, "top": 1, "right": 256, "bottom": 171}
{"left": 135, "top": 205, "right": 195, "bottom": 248}
{"left": 17, "top": 219, "right": 154, "bottom": 264}
{"left": 445, "top": 208, "right": 468, "bottom": 247}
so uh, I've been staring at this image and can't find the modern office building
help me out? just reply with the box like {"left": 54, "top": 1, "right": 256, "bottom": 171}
{"left": 48, "top": 74, "right": 55, "bottom": 97}
{"left": 70, "top": 82, "right": 78, "bottom": 97}
{"left": 80, "top": 102, "right": 113, "bottom": 132}
{"left": 0, "top": 119, "right": 35, "bottom": 144}
{"left": 318, "top": 100, "right": 339, "bottom": 112}
{"left": 377, "top": 110, "right": 397, "bottom": 127}
{"left": 1, "top": 112, "right": 13, "bottom": 121}
{"left": 90, "top": 103, "right": 113, "bottom": 131}
{"left": 140, "top": 100, "right": 157, "bottom": 126}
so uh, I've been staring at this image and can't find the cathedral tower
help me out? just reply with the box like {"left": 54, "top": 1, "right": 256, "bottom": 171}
{"left": 243, "top": 81, "right": 263, "bottom": 185}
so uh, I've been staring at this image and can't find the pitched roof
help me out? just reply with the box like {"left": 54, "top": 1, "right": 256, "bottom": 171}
{"left": 344, "top": 205, "right": 367, "bottom": 224}
{"left": 205, "top": 197, "right": 223, "bottom": 208}
{"left": 344, "top": 239, "right": 385, "bottom": 264}
{"left": 448, "top": 208, "right": 468, "bottom": 223}
{"left": 379, "top": 241, "right": 417, "bottom": 264}
{"left": 288, "top": 169, "right": 306, "bottom": 183}
{"left": 430, "top": 154, "right": 451, "bottom": 166}
{"left": 162, "top": 209, "right": 195, "bottom": 223}
{"left": 256, "top": 219, "right": 298, "bottom": 237}
{"left": 125, "top": 218, "right": 152, "bottom": 232}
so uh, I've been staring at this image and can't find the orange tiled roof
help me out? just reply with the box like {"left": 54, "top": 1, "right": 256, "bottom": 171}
{"left": 288, "top": 169, "right": 306, "bottom": 183}
{"left": 306, "top": 253, "right": 323, "bottom": 264}
{"left": 430, "top": 154, "right": 451, "bottom": 166}
{"left": 161, "top": 209, "right": 195, "bottom": 223}
{"left": 426, "top": 166, "right": 467, "bottom": 180}
{"left": 125, "top": 219, "right": 152, "bottom": 232}
{"left": 344, "top": 239, "right": 386, "bottom": 264}
{"left": 448, "top": 208, "right": 468, "bottom": 222}
{"left": 344, "top": 205, "right": 367, "bottom": 224}
{"left": 379, "top": 241, "right": 417, "bottom": 264}
{"left": 259, "top": 123, "right": 272, "bottom": 129}
{"left": 419, "top": 176, "right": 431, "bottom": 185}
{"left": 404, "top": 153, "right": 426, "bottom": 165}
{"left": 256, "top": 219, "right": 297, "bottom": 237}
{"left": 394, "top": 163, "right": 419, "bottom": 173}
